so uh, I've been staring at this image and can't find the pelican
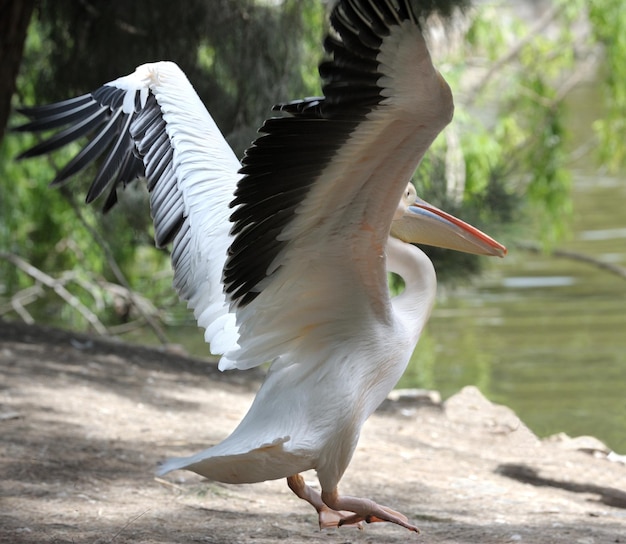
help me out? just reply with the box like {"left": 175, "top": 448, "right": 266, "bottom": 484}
{"left": 16, "top": 0, "right": 505, "bottom": 533}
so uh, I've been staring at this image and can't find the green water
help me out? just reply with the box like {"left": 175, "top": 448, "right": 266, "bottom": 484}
{"left": 412, "top": 171, "right": 626, "bottom": 453}
{"left": 404, "top": 79, "right": 626, "bottom": 452}
{"left": 403, "top": 76, "right": 626, "bottom": 454}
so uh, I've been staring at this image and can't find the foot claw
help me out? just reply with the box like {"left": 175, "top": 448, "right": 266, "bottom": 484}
{"left": 325, "top": 495, "right": 420, "bottom": 533}
{"left": 320, "top": 506, "right": 364, "bottom": 530}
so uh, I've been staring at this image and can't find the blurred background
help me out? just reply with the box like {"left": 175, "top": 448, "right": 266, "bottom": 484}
{"left": 1, "top": 0, "right": 624, "bottom": 453}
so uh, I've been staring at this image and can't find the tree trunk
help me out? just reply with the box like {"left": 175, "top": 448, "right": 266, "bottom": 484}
{"left": 0, "top": 0, "right": 36, "bottom": 142}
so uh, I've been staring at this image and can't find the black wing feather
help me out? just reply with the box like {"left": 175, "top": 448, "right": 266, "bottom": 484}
{"left": 223, "top": 0, "right": 415, "bottom": 306}
{"left": 15, "top": 83, "right": 186, "bottom": 248}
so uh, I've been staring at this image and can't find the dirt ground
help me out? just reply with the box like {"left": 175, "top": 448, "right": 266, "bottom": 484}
{"left": 1, "top": 319, "right": 625, "bottom": 544}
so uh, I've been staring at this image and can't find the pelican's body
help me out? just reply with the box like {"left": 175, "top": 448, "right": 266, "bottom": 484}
{"left": 16, "top": 0, "right": 504, "bottom": 532}
{"left": 162, "top": 234, "right": 436, "bottom": 488}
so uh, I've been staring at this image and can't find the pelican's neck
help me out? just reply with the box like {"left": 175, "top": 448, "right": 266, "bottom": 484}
{"left": 386, "top": 236, "right": 437, "bottom": 345}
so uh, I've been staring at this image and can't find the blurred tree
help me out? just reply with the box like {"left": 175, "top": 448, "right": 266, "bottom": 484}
{"left": 28, "top": 0, "right": 320, "bottom": 156}
{"left": 415, "top": 0, "right": 614, "bottom": 268}
{"left": 588, "top": 0, "right": 626, "bottom": 171}
{"left": 0, "top": 0, "right": 35, "bottom": 141}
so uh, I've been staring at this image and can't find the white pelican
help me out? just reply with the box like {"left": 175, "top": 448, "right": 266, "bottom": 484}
{"left": 16, "top": 0, "right": 505, "bottom": 533}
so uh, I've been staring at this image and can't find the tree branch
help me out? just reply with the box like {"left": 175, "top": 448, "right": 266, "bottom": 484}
{"left": 58, "top": 186, "right": 171, "bottom": 345}
{"left": 515, "top": 241, "right": 626, "bottom": 281}
{"left": 0, "top": 252, "right": 109, "bottom": 333}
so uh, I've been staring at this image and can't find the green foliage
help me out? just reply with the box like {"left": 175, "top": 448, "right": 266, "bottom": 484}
{"left": 21, "top": 0, "right": 324, "bottom": 157}
{"left": 588, "top": 0, "right": 626, "bottom": 171}
{"left": 450, "top": 2, "right": 583, "bottom": 247}
{"left": 1, "top": 18, "right": 159, "bottom": 326}
{"left": 411, "top": 0, "right": 625, "bottom": 277}
{"left": 457, "top": 0, "right": 626, "bottom": 251}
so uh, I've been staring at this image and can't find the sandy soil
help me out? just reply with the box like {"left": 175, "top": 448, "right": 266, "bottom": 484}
{"left": 1, "top": 319, "right": 625, "bottom": 543}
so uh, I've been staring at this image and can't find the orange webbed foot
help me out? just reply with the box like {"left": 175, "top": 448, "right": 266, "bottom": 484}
{"left": 323, "top": 490, "right": 420, "bottom": 533}
{"left": 287, "top": 474, "right": 420, "bottom": 533}
{"left": 287, "top": 475, "right": 364, "bottom": 530}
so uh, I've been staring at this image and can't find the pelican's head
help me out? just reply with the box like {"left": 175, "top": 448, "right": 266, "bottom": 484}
{"left": 391, "top": 183, "right": 507, "bottom": 257}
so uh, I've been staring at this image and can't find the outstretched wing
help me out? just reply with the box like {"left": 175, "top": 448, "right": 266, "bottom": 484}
{"left": 220, "top": 0, "right": 456, "bottom": 370}
{"left": 15, "top": 62, "right": 241, "bottom": 354}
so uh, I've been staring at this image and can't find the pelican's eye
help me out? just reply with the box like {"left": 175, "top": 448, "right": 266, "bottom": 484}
{"left": 404, "top": 184, "right": 415, "bottom": 203}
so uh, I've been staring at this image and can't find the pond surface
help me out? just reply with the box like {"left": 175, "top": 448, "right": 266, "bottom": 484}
{"left": 405, "top": 171, "right": 626, "bottom": 454}
{"left": 402, "top": 79, "right": 626, "bottom": 453}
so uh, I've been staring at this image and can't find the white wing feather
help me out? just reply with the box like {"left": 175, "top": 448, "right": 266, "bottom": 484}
{"left": 23, "top": 61, "right": 243, "bottom": 356}
{"left": 123, "top": 63, "right": 242, "bottom": 355}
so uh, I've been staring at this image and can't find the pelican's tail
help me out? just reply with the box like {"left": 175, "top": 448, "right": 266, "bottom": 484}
{"left": 157, "top": 435, "right": 315, "bottom": 484}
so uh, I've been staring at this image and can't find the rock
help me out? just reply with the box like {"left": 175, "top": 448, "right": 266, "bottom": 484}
{"left": 444, "top": 385, "right": 540, "bottom": 447}
{"left": 379, "top": 388, "right": 442, "bottom": 414}
{"left": 545, "top": 432, "right": 611, "bottom": 458}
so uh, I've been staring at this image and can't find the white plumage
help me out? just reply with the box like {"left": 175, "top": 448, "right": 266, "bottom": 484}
{"left": 17, "top": 0, "right": 505, "bottom": 532}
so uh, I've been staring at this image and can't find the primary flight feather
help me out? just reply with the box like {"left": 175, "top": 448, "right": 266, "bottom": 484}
{"left": 16, "top": 0, "right": 505, "bottom": 532}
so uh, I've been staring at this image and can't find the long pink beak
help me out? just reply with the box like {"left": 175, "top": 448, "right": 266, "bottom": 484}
{"left": 391, "top": 196, "right": 507, "bottom": 258}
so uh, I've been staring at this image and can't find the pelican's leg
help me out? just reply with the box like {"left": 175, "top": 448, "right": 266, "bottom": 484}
{"left": 286, "top": 475, "right": 363, "bottom": 530}
{"left": 321, "top": 488, "right": 420, "bottom": 533}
